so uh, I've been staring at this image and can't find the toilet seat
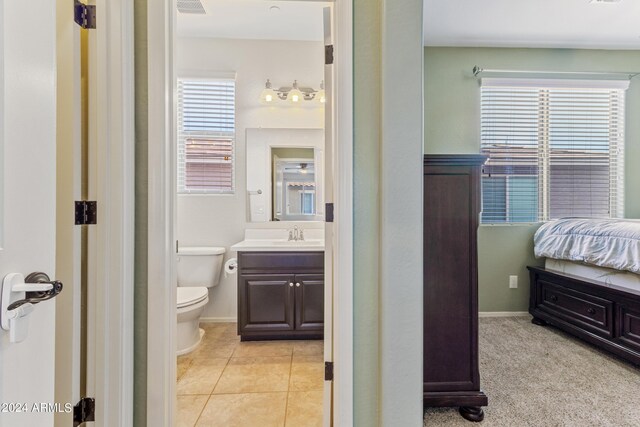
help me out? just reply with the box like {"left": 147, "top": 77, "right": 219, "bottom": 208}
{"left": 177, "top": 287, "right": 208, "bottom": 309}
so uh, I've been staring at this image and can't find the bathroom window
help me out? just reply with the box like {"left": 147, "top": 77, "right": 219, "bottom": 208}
{"left": 177, "top": 78, "right": 236, "bottom": 194}
{"left": 300, "top": 191, "right": 315, "bottom": 215}
{"left": 480, "top": 78, "right": 628, "bottom": 223}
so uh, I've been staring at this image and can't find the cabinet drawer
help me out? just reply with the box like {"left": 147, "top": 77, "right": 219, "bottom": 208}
{"left": 536, "top": 280, "right": 613, "bottom": 337}
{"left": 239, "top": 252, "right": 324, "bottom": 272}
{"left": 616, "top": 304, "right": 640, "bottom": 353}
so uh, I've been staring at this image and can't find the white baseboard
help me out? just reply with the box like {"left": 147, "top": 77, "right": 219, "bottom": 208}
{"left": 479, "top": 311, "right": 529, "bottom": 318}
{"left": 200, "top": 317, "right": 237, "bottom": 323}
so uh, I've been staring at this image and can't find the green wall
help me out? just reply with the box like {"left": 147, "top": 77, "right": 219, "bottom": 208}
{"left": 353, "top": 0, "right": 381, "bottom": 424}
{"left": 425, "top": 47, "right": 640, "bottom": 312}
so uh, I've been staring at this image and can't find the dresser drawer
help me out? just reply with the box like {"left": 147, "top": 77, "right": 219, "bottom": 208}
{"left": 536, "top": 280, "right": 614, "bottom": 337}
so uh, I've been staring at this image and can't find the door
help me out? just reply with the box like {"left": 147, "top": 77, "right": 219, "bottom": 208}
{"left": 294, "top": 274, "right": 324, "bottom": 332}
{"left": 0, "top": 0, "right": 59, "bottom": 425}
{"left": 239, "top": 274, "right": 295, "bottom": 333}
{"left": 322, "top": 5, "right": 335, "bottom": 427}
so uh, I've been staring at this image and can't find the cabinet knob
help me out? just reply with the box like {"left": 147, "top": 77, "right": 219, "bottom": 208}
{"left": 587, "top": 307, "right": 596, "bottom": 315}
{"left": 289, "top": 282, "right": 294, "bottom": 287}
{"left": 296, "top": 283, "right": 301, "bottom": 287}
{"left": 550, "top": 295, "right": 558, "bottom": 302}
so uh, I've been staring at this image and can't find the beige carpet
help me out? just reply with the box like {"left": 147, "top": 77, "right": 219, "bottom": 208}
{"left": 424, "top": 317, "right": 640, "bottom": 426}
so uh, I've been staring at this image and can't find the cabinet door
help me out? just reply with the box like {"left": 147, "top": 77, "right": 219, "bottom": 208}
{"left": 238, "top": 274, "right": 295, "bottom": 333}
{"left": 294, "top": 274, "right": 324, "bottom": 332}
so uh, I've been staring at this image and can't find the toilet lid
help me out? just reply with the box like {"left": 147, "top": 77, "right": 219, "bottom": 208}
{"left": 177, "top": 287, "right": 208, "bottom": 308}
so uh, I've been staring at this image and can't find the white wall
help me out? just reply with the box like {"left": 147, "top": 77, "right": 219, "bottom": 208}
{"left": 177, "top": 37, "right": 325, "bottom": 320}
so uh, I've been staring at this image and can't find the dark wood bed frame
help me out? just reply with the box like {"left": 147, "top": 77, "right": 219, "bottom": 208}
{"left": 528, "top": 266, "right": 640, "bottom": 366}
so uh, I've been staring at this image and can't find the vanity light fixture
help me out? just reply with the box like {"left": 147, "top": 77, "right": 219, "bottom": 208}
{"left": 258, "top": 79, "right": 325, "bottom": 106}
{"left": 259, "top": 79, "right": 277, "bottom": 105}
{"left": 289, "top": 80, "right": 303, "bottom": 104}
{"left": 315, "top": 80, "right": 326, "bottom": 104}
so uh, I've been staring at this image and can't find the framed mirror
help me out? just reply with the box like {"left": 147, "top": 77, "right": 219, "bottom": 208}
{"left": 246, "top": 128, "right": 324, "bottom": 222}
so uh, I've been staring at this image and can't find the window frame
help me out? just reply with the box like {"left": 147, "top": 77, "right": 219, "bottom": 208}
{"left": 177, "top": 72, "right": 237, "bottom": 195}
{"left": 479, "top": 77, "right": 628, "bottom": 225}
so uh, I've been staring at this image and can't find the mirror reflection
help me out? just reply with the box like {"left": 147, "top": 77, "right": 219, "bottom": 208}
{"left": 272, "top": 148, "right": 316, "bottom": 221}
{"left": 246, "top": 128, "right": 324, "bottom": 223}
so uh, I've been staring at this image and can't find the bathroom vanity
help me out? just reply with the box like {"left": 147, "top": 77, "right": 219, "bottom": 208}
{"left": 236, "top": 251, "right": 324, "bottom": 341}
{"left": 231, "top": 229, "right": 325, "bottom": 341}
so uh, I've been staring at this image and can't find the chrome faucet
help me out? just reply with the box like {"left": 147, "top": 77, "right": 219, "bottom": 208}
{"left": 288, "top": 226, "right": 305, "bottom": 242}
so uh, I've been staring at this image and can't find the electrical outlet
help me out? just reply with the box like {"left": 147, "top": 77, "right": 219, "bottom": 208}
{"left": 509, "top": 275, "right": 518, "bottom": 289}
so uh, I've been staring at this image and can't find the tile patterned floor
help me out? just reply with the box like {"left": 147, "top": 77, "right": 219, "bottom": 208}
{"left": 177, "top": 323, "right": 324, "bottom": 427}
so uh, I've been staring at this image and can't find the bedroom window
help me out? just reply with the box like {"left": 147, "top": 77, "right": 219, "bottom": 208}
{"left": 177, "top": 78, "right": 236, "bottom": 194}
{"left": 480, "top": 78, "right": 628, "bottom": 223}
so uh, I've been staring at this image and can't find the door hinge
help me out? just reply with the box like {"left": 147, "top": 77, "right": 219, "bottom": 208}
{"left": 325, "top": 361, "right": 334, "bottom": 381}
{"left": 325, "top": 203, "right": 334, "bottom": 223}
{"left": 73, "top": 397, "right": 95, "bottom": 426}
{"left": 74, "top": 0, "right": 96, "bottom": 29}
{"left": 325, "top": 45, "right": 334, "bottom": 65}
{"left": 75, "top": 201, "right": 97, "bottom": 225}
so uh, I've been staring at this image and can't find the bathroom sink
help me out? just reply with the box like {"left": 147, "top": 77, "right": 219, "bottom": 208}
{"left": 230, "top": 229, "right": 325, "bottom": 252}
{"left": 231, "top": 239, "right": 325, "bottom": 251}
{"left": 271, "top": 240, "right": 323, "bottom": 246}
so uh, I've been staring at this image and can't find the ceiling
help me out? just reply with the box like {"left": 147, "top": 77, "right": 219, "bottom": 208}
{"left": 177, "top": 0, "right": 640, "bottom": 49}
{"left": 424, "top": 0, "right": 640, "bottom": 49}
{"left": 177, "top": 0, "right": 330, "bottom": 41}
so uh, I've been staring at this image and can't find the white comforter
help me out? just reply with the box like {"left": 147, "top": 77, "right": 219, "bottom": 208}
{"left": 534, "top": 218, "right": 640, "bottom": 274}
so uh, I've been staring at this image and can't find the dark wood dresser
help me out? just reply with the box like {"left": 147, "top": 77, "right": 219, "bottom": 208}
{"left": 423, "top": 154, "right": 488, "bottom": 422}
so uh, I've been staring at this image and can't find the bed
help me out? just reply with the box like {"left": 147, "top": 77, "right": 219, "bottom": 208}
{"left": 528, "top": 218, "right": 640, "bottom": 366}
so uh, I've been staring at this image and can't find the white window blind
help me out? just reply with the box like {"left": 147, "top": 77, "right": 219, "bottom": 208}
{"left": 178, "top": 78, "right": 236, "bottom": 194}
{"left": 480, "top": 79, "right": 627, "bottom": 224}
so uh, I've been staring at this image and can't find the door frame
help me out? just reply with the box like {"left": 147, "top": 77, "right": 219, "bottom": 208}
{"left": 88, "top": 0, "right": 136, "bottom": 425}
{"left": 146, "top": 1, "right": 353, "bottom": 426}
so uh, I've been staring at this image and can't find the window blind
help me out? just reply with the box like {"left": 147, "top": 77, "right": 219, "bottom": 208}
{"left": 480, "top": 79, "right": 627, "bottom": 223}
{"left": 178, "top": 78, "right": 236, "bottom": 194}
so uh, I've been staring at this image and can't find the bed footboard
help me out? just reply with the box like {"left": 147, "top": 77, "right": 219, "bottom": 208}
{"left": 528, "top": 266, "right": 640, "bottom": 367}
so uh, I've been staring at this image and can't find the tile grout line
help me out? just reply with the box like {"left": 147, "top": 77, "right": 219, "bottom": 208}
{"left": 191, "top": 394, "right": 212, "bottom": 427}
{"left": 191, "top": 329, "right": 236, "bottom": 426}
{"left": 283, "top": 350, "right": 294, "bottom": 427}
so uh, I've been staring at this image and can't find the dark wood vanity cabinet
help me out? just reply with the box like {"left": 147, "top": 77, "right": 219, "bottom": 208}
{"left": 423, "top": 155, "right": 488, "bottom": 422}
{"left": 237, "top": 252, "right": 324, "bottom": 341}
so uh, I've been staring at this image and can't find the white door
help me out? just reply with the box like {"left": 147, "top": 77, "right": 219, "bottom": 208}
{"left": 323, "top": 5, "right": 335, "bottom": 427}
{"left": 0, "top": 0, "right": 59, "bottom": 426}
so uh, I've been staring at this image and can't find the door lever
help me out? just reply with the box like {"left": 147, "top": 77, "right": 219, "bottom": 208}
{"left": 1, "top": 272, "right": 64, "bottom": 343}
{"left": 7, "top": 279, "right": 63, "bottom": 310}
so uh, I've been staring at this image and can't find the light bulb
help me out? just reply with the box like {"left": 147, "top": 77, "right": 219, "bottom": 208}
{"left": 288, "top": 80, "right": 303, "bottom": 104}
{"left": 316, "top": 80, "right": 326, "bottom": 104}
{"left": 259, "top": 79, "right": 276, "bottom": 105}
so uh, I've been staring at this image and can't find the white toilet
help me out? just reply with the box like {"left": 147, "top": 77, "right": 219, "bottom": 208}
{"left": 176, "top": 246, "right": 226, "bottom": 355}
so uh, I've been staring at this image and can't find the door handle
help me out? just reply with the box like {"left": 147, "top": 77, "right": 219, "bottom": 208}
{"left": 1, "top": 272, "right": 64, "bottom": 343}
{"left": 7, "top": 272, "right": 63, "bottom": 310}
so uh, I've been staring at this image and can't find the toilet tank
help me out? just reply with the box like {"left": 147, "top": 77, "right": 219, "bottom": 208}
{"left": 177, "top": 246, "right": 226, "bottom": 288}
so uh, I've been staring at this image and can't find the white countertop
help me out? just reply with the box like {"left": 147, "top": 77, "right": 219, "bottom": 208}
{"left": 230, "top": 228, "right": 325, "bottom": 252}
